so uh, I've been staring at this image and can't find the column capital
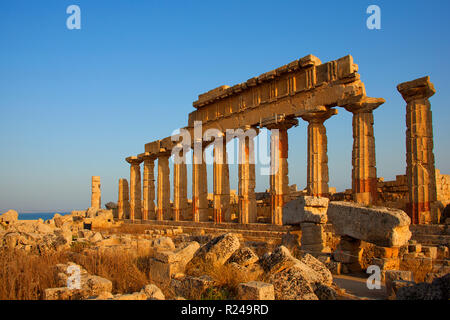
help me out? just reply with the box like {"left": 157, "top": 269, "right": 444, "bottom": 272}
{"left": 300, "top": 108, "right": 337, "bottom": 123}
{"left": 262, "top": 115, "right": 299, "bottom": 130}
{"left": 343, "top": 96, "right": 385, "bottom": 114}
{"left": 138, "top": 152, "right": 157, "bottom": 162}
{"left": 126, "top": 156, "right": 143, "bottom": 165}
{"left": 397, "top": 76, "right": 435, "bottom": 103}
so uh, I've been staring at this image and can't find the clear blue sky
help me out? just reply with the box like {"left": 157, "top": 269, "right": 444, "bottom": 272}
{"left": 1, "top": 0, "right": 449, "bottom": 213}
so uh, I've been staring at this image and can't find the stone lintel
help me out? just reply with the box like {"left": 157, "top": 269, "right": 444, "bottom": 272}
{"left": 397, "top": 76, "right": 436, "bottom": 102}
{"left": 343, "top": 96, "right": 386, "bottom": 113}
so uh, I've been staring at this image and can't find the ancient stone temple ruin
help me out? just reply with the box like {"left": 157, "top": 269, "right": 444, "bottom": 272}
{"left": 115, "top": 55, "right": 447, "bottom": 227}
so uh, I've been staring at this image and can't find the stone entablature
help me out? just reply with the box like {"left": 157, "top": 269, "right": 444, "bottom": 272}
{"left": 187, "top": 55, "right": 364, "bottom": 133}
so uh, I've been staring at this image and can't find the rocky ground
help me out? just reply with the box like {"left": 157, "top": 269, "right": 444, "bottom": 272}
{"left": 0, "top": 208, "right": 448, "bottom": 300}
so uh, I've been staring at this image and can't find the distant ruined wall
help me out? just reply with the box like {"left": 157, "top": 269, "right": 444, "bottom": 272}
{"left": 377, "top": 169, "right": 450, "bottom": 213}
{"left": 436, "top": 169, "right": 450, "bottom": 207}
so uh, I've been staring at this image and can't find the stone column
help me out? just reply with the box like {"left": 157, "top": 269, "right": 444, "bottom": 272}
{"left": 192, "top": 139, "right": 209, "bottom": 222}
{"left": 301, "top": 109, "right": 337, "bottom": 197}
{"left": 265, "top": 118, "right": 298, "bottom": 225}
{"left": 213, "top": 135, "right": 230, "bottom": 223}
{"left": 117, "top": 178, "right": 130, "bottom": 219}
{"left": 397, "top": 76, "right": 437, "bottom": 224}
{"left": 141, "top": 153, "right": 156, "bottom": 220}
{"left": 173, "top": 150, "right": 188, "bottom": 221}
{"left": 91, "top": 176, "right": 101, "bottom": 209}
{"left": 344, "top": 97, "right": 385, "bottom": 205}
{"left": 157, "top": 152, "right": 171, "bottom": 221}
{"left": 238, "top": 126, "right": 258, "bottom": 224}
{"left": 126, "top": 156, "right": 143, "bottom": 221}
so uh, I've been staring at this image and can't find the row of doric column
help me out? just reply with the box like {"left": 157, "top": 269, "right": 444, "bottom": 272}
{"left": 119, "top": 101, "right": 386, "bottom": 225}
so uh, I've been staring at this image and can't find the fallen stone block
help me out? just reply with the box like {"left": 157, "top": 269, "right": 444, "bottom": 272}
{"left": 327, "top": 201, "right": 412, "bottom": 247}
{"left": 282, "top": 196, "right": 329, "bottom": 225}
{"left": 141, "top": 284, "right": 165, "bottom": 300}
{"left": 238, "top": 281, "right": 274, "bottom": 300}
{"left": 227, "top": 247, "right": 259, "bottom": 267}
{"left": 385, "top": 270, "right": 414, "bottom": 297}
{"left": 0, "top": 209, "right": 18, "bottom": 224}
{"left": 190, "top": 233, "right": 240, "bottom": 266}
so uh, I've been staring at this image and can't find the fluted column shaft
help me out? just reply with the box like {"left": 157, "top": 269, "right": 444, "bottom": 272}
{"left": 265, "top": 118, "right": 298, "bottom": 225}
{"left": 213, "top": 138, "right": 230, "bottom": 223}
{"left": 344, "top": 97, "right": 384, "bottom": 205}
{"left": 398, "top": 76, "right": 437, "bottom": 224}
{"left": 192, "top": 141, "right": 209, "bottom": 222}
{"left": 301, "top": 109, "right": 337, "bottom": 197}
{"left": 126, "top": 157, "right": 143, "bottom": 221}
{"left": 142, "top": 156, "right": 156, "bottom": 220}
{"left": 173, "top": 151, "right": 187, "bottom": 221}
{"left": 117, "top": 178, "right": 130, "bottom": 219}
{"left": 91, "top": 176, "right": 101, "bottom": 209}
{"left": 157, "top": 154, "right": 171, "bottom": 221}
{"left": 238, "top": 128, "right": 257, "bottom": 224}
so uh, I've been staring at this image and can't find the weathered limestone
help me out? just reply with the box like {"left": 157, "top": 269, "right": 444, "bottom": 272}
{"left": 192, "top": 139, "right": 209, "bottom": 222}
{"left": 126, "top": 156, "right": 143, "bottom": 220}
{"left": 282, "top": 196, "right": 329, "bottom": 225}
{"left": 238, "top": 126, "right": 258, "bottom": 224}
{"left": 141, "top": 153, "right": 156, "bottom": 220}
{"left": 397, "top": 76, "right": 437, "bottom": 224}
{"left": 117, "top": 178, "right": 130, "bottom": 219}
{"left": 301, "top": 108, "right": 337, "bottom": 197}
{"left": 189, "top": 233, "right": 241, "bottom": 266}
{"left": 344, "top": 97, "right": 385, "bottom": 205}
{"left": 173, "top": 149, "right": 188, "bottom": 221}
{"left": 263, "top": 117, "right": 298, "bottom": 225}
{"left": 91, "top": 176, "right": 101, "bottom": 209}
{"left": 327, "top": 201, "right": 412, "bottom": 247}
{"left": 188, "top": 55, "right": 364, "bottom": 133}
{"left": 238, "top": 281, "right": 275, "bottom": 300}
{"left": 282, "top": 196, "right": 330, "bottom": 255}
{"left": 0, "top": 209, "right": 18, "bottom": 225}
{"left": 213, "top": 139, "right": 231, "bottom": 224}
{"left": 157, "top": 152, "right": 171, "bottom": 221}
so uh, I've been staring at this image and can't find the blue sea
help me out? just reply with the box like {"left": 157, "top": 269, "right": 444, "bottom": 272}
{"left": 18, "top": 212, "right": 71, "bottom": 221}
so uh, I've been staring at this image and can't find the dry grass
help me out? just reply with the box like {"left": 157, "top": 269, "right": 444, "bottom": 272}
{"left": 0, "top": 248, "right": 68, "bottom": 300}
{"left": 0, "top": 247, "right": 156, "bottom": 299}
{"left": 70, "top": 251, "right": 151, "bottom": 294}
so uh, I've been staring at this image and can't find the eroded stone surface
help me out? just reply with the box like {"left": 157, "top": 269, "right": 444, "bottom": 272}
{"left": 327, "top": 201, "right": 412, "bottom": 247}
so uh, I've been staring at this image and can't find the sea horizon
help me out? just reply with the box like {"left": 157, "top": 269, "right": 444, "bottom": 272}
{"left": 18, "top": 212, "right": 71, "bottom": 221}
